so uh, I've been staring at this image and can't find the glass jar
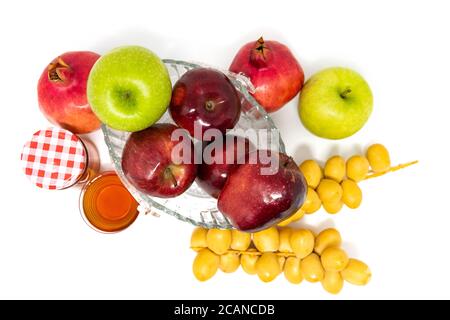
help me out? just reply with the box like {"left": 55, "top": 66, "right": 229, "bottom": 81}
{"left": 79, "top": 171, "right": 139, "bottom": 233}
{"left": 20, "top": 127, "right": 99, "bottom": 190}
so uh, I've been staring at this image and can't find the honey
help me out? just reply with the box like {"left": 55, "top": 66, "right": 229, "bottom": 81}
{"left": 80, "top": 172, "right": 139, "bottom": 232}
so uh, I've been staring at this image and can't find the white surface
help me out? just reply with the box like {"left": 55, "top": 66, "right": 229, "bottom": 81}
{"left": 1, "top": 0, "right": 449, "bottom": 299}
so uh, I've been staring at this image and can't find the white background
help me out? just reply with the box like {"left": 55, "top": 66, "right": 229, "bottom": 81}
{"left": 1, "top": 0, "right": 449, "bottom": 300}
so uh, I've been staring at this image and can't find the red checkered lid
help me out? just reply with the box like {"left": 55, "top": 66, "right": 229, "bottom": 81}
{"left": 21, "top": 127, "right": 87, "bottom": 190}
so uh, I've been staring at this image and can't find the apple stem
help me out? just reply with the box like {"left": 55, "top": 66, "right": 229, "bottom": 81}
{"left": 164, "top": 167, "right": 178, "bottom": 187}
{"left": 123, "top": 91, "right": 131, "bottom": 100}
{"left": 204, "top": 101, "right": 215, "bottom": 112}
{"left": 364, "top": 160, "right": 419, "bottom": 180}
{"left": 340, "top": 88, "right": 352, "bottom": 99}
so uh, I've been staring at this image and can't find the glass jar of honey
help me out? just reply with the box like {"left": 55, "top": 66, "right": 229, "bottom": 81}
{"left": 21, "top": 127, "right": 99, "bottom": 190}
{"left": 79, "top": 171, "right": 139, "bottom": 233}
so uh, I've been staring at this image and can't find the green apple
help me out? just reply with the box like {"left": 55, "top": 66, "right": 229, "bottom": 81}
{"left": 87, "top": 46, "right": 172, "bottom": 132}
{"left": 298, "top": 67, "right": 373, "bottom": 139}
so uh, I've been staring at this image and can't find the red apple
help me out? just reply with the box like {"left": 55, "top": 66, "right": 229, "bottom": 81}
{"left": 218, "top": 151, "right": 307, "bottom": 231}
{"left": 169, "top": 68, "right": 241, "bottom": 139}
{"left": 38, "top": 51, "right": 101, "bottom": 134}
{"left": 121, "top": 123, "right": 197, "bottom": 198}
{"left": 197, "top": 135, "right": 253, "bottom": 198}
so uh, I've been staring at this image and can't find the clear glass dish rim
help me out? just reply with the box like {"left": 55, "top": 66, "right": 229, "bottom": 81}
{"left": 101, "top": 59, "right": 286, "bottom": 229}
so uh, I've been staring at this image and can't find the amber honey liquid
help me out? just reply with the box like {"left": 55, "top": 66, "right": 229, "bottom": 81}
{"left": 82, "top": 172, "right": 139, "bottom": 232}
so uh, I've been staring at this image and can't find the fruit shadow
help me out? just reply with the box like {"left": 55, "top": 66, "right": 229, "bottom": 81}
{"left": 91, "top": 29, "right": 266, "bottom": 68}
{"left": 341, "top": 240, "right": 359, "bottom": 257}
{"left": 292, "top": 144, "right": 314, "bottom": 165}
{"left": 301, "top": 57, "right": 366, "bottom": 80}
{"left": 221, "top": 30, "right": 298, "bottom": 66}
{"left": 293, "top": 216, "right": 336, "bottom": 233}
{"left": 293, "top": 143, "right": 364, "bottom": 167}
{"left": 326, "top": 144, "right": 365, "bottom": 161}
{"left": 221, "top": 32, "right": 364, "bottom": 87}
{"left": 89, "top": 29, "right": 179, "bottom": 58}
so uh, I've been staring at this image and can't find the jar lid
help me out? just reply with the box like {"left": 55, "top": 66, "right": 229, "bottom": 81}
{"left": 21, "top": 127, "right": 87, "bottom": 190}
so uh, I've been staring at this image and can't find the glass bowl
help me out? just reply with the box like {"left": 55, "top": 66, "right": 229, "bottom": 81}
{"left": 102, "top": 59, "right": 286, "bottom": 229}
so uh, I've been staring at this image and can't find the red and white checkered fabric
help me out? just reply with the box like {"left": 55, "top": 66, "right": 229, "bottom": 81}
{"left": 21, "top": 127, "right": 87, "bottom": 190}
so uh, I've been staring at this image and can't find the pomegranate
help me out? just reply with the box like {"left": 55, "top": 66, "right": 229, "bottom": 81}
{"left": 229, "top": 37, "right": 304, "bottom": 113}
{"left": 37, "top": 51, "right": 101, "bottom": 134}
